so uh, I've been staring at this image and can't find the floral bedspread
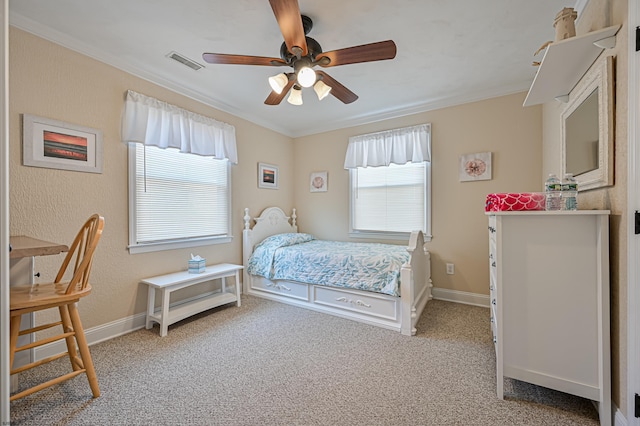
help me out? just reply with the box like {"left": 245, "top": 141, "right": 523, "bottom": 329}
{"left": 247, "top": 233, "right": 409, "bottom": 296}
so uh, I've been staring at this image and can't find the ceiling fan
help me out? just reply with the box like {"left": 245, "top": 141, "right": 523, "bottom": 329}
{"left": 202, "top": 0, "right": 397, "bottom": 106}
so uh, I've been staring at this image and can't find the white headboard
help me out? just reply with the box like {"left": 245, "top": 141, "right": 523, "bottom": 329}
{"left": 244, "top": 207, "right": 297, "bottom": 245}
{"left": 242, "top": 207, "right": 297, "bottom": 285}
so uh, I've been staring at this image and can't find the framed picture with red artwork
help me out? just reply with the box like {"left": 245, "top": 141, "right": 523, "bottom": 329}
{"left": 22, "top": 114, "right": 103, "bottom": 174}
{"left": 258, "top": 162, "right": 278, "bottom": 189}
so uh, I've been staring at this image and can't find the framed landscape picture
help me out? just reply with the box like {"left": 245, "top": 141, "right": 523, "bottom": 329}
{"left": 22, "top": 114, "right": 103, "bottom": 173}
{"left": 258, "top": 162, "right": 278, "bottom": 189}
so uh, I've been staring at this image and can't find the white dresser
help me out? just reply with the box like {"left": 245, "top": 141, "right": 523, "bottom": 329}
{"left": 487, "top": 210, "right": 610, "bottom": 426}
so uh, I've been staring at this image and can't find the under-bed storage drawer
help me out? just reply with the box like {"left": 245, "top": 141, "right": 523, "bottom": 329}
{"left": 313, "top": 286, "right": 398, "bottom": 321}
{"left": 250, "top": 276, "right": 309, "bottom": 301}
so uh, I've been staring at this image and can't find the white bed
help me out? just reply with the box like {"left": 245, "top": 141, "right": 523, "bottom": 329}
{"left": 242, "top": 207, "right": 432, "bottom": 335}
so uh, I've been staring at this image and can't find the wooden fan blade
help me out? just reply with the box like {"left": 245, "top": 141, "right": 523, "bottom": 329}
{"left": 317, "top": 71, "right": 358, "bottom": 104}
{"left": 264, "top": 78, "right": 296, "bottom": 105}
{"left": 316, "top": 40, "right": 396, "bottom": 67}
{"left": 202, "top": 53, "right": 287, "bottom": 67}
{"left": 269, "top": 0, "right": 308, "bottom": 56}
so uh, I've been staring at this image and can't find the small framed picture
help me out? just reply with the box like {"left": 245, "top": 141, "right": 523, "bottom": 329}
{"left": 459, "top": 152, "right": 492, "bottom": 182}
{"left": 258, "top": 162, "right": 278, "bottom": 189}
{"left": 22, "top": 114, "right": 103, "bottom": 173}
{"left": 309, "top": 171, "right": 328, "bottom": 192}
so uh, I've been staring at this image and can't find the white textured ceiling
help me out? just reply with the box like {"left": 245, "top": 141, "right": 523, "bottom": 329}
{"left": 9, "top": 0, "right": 578, "bottom": 137}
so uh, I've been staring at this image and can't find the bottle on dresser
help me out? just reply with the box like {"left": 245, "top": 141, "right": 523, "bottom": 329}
{"left": 562, "top": 173, "right": 578, "bottom": 211}
{"left": 544, "top": 173, "right": 562, "bottom": 211}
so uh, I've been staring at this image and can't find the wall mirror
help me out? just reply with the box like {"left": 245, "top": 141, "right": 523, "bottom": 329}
{"left": 561, "top": 55, "right": 614, "bottom": 191}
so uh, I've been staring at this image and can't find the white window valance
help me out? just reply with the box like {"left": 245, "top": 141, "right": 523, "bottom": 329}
{"left": 122, "top": 90, "right": 238, "bottom": 164}
{"left": 344, "top": 123, "right": 431, "bottom": 169}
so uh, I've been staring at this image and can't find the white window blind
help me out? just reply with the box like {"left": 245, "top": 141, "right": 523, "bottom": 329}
{"left": 130, "top": 144, "right": 231, "bottom": 251}
{"left": 351, "top": 162, "right": 427, "bottom": 234}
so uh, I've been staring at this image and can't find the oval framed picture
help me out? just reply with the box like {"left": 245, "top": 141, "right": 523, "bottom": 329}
{"left": 309, "top": 171, "right": 328, "bottom": 192}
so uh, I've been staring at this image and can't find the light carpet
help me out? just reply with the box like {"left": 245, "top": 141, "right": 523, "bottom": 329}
{"left": 9, "top": 296, "right": 600, "bottom": 425}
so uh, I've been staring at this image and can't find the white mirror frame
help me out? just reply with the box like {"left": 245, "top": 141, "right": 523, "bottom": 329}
{"left": 561, "top": 55, "right": 615, "bottom": 191}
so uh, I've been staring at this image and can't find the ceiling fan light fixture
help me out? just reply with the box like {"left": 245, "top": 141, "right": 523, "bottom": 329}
{"left": 313, "top": 80, "right": 332, "bottom": 101}
{"left": 297, "top": 66, "right": 316, "bottom": 88}
{"left": 287, "top": 87, "right": 303, "bottom": 105}
{"left": 268, "top": 73, "right": 289, "bottom": 94}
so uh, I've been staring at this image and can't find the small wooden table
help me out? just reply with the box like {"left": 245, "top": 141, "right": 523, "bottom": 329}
{"left": 10, "top": 235, "right": 68, "bottom": 259}
{"left": 140, "top": 263, "right": 243, "bottom": 337}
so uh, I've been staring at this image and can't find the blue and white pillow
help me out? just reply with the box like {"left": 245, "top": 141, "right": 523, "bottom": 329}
{"left": 248, "top": 233, "right": 315, "bottom": 278}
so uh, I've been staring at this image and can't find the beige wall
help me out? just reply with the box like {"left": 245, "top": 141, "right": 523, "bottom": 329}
{"left": 9, "top": 27, "right": 294, "bottom": 329}
{"left": 541, "top": 0, "right": 628, "bottom": 412}
{"left": 294, "top": 93, "right": 542, "bottom": 296}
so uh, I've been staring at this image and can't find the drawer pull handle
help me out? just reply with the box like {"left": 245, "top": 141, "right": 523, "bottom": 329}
{"left": 266, "top": 282, "right": 291, "bottom": 292}
{"left": 490, "top": 285, "right": 494, "bottom": 291}
{"left": 493, "top": 336, "right": 497, "bottom": 344}
{"left": 490, "top": 316, "right": 494, "bottom": 323}
{"left": 492, "top": 299, "right": 496, "bottom": 306}
{"left": 492, "top": 261, "right": 496, "bottom": 267}
{"left": 335, "top": 296, "right": 371, "bottom": 308}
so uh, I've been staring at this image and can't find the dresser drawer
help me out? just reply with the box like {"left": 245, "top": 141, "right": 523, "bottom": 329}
{"left": 490, "top": 262, "right": 497, "bottom": 288}
{"left": 313, "top": 286, "right": 398, "bottom": 321}
{"left": 491, "top": 304, "right": 497, "bottom": 329}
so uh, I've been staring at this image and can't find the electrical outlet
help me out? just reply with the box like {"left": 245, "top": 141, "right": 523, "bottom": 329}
{"left": 446, "top": 263, "right": 455, "bottom": 275}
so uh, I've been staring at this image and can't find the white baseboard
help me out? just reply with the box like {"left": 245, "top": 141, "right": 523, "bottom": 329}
{"left": 432, "top": 287, "right": 490, "bottom": 308}
{"left": 34, "top": 312, "right": 147, "bottom": 361}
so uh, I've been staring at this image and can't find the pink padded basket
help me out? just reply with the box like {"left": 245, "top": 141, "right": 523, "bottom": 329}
{"left": 485, "top": 193, "right": 545, "bottom": 212}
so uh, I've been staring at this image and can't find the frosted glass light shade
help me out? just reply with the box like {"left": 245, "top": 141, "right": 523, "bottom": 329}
{"left": 313, "top": 80, "right": 332, "bottom": 100}
{"left": 287, "top": 87, "right": 303, "bottom": 105}
{"left": 268, "top": 73, "right": 288, "bottom": 94}
{"left": 297, "top": 67, "right": 316, "bottom": 88}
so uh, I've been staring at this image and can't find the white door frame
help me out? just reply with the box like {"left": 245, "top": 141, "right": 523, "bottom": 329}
{"left": 628, "top": 0, "right": 640, "bottom": 424}
{"left": 0, "top": 0, "right": 9, "bottom": 421}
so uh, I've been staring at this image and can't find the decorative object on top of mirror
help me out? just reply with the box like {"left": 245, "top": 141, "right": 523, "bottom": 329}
{"left": 554, "top": 7, "right": 577, "bottom": 41}
{"left": 533, "top": 7, "right": 578, "bottom": 65}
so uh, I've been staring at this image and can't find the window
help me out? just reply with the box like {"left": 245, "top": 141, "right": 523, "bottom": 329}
{"left": 349, "top": 162, "right": 431, "bottom": 240}
{"left": 345, "top": 123, "right": 431, "bottom": 240}
{"left": 128, "top": 144, "right": 232, "bottom": 254}
{"left": 122, "top": 90, "right": 237, "bottom": 254}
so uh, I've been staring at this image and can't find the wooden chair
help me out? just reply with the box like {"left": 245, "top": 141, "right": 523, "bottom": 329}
{"left": 9, "top": 214, "right": 105, "bottom": 401}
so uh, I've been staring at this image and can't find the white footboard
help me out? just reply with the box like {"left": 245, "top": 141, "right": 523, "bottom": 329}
{"left": 242, "top": 207, "right": 432, "bottom": 335}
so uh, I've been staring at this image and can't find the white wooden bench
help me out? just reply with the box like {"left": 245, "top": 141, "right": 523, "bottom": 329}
{"left": 140, "top": 263, "right": 243, "bottom": 336}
